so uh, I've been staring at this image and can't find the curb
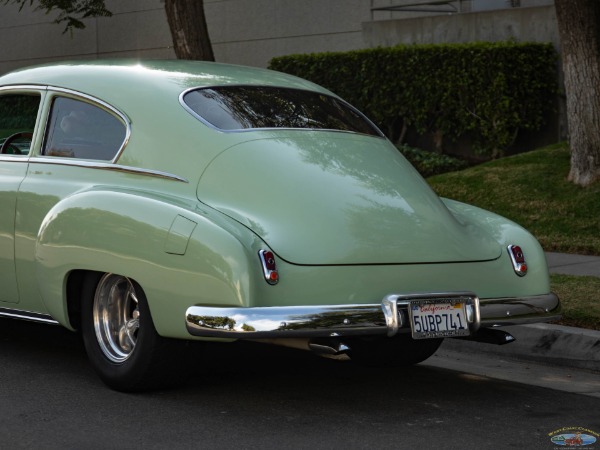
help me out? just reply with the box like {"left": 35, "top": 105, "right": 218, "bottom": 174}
{"left": 441, "top": 323, "right": 600, "bottom": 372}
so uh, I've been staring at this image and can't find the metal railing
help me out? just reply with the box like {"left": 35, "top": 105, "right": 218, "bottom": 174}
{"left": 371, "top": 0, "right": 522, "bottom": 14}
{"left": 371, "top": 0, "right": 467, "bottom": 14}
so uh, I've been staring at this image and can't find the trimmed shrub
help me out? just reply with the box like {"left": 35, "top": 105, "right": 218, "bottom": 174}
{"left": 269, "top": 42, "right": 558, "bottom": 158}
{"left": 398, "top": 144, "right": 469, "bottom": 177}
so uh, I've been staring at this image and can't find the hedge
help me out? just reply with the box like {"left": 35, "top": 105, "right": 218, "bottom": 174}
{"left": 397, "top": 144, "right": 469, "bottom": 177}
{"left": 269, "top": 42, "right": 558, "bottom": 157}
{"left": 0, "top": 95, "right": 39, "bottom": 130}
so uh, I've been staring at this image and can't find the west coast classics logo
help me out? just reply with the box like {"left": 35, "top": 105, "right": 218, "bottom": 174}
{"left": 549, "top": 427, "right": 599, "bottom": 447}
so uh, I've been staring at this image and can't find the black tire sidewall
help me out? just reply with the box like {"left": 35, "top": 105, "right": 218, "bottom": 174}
{"left": 80, "top": 272, "right": 164, "bottom": 392}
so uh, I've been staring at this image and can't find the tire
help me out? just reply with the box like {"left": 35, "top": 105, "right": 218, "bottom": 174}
{"left": 80, "top": 272, "right": 189, "bottom": 392}
{"left": 347, "top": 334, "right": 443, "bottom": 368}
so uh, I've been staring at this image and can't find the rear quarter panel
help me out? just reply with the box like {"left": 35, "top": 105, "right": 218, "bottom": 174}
{"left": 27, "top": 173, "right": 261, "bottom": 338}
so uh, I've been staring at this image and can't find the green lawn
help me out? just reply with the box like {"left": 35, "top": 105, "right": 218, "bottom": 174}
{"left": 427, "top": 143, "right": 600, "bottom": 330}
{"left": 428, "top": 143, "right": 600, "bottom": 255}
{"left": 551, "top": 274, "right": 600, "bottom": 331}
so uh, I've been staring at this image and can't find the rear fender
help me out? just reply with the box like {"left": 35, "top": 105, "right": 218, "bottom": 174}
{"left": 35, "top": 189, "right": 258, "bottom": 337}
{"left": 442, "top": 198, "right": 550, "bottom": 292}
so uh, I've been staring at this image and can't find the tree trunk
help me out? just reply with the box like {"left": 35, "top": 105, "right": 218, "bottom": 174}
{"left": 555, "top": 0, "right": 600, "bottom": 186}
{"left": 164, "top": 0, "right": 215, "bottom": 61}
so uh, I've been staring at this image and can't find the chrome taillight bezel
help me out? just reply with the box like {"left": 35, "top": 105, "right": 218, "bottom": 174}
{"left": 507, "top": 244, "right": 528, "bottom": 277}
{"left": 258, "top": 249, "right": 279, "bottom": 285}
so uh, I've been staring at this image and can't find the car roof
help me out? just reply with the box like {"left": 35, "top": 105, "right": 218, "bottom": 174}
{"left": 0, "top": 60, "right": 330, "bottom": 106}
{"left": 0, "top": 60, "right": 346, "bottom": 183}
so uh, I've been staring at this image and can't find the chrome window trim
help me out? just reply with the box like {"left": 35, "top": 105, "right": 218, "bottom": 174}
{"left": 29, "top": 157, "right": 189, "bottom": 183}
{"left": 0, "top": 307, "right": 58, "bottom": 325}
{"left": 0, "top": 155, "right": 29, "bottom": 162}
{"left": 0, "top": 85, "right": 184, "bottom": 182}
{"left": 179, "top": 85, "right": 385, "bottom": 138}
{"left": 0, "top": 85, "right": 48, "bottom": 93}
{"left": 0, "top": 86, "right": 46, "bottom": 158}
{"left": 43, "top": 87, "right": 132, "bottom": 163}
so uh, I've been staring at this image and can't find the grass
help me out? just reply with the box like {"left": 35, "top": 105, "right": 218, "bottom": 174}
{"left": 427, "top": 142, "right": 600, "bottom": 330}
{"left": 551, "top": 274, "right": 600, "bottom": 331}
{"left": 428, "top": 142, "right": 600, "bottom": 255}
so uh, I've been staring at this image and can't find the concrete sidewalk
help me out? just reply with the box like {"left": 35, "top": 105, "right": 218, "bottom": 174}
{"left": 445, "top": 252, "right": 600, "bottom": 372}
{"left": 546, "top": 252, "right": 600, "bottom": 277}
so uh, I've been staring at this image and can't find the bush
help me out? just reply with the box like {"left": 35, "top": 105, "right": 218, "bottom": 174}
{"left": 398, "top": 144, "right": 468, "bottom": 177}
{"left": 269, "top": 42, "right": 558, "bottom": 158}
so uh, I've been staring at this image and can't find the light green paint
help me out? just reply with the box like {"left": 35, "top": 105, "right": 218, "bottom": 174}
{"left": 0, "top": 60, "right": 553, "bottom": 340}
{"left": 198, "top": 133, "right": 501, "bottom": 265}
{"left": 165, "top": 215, "right": 197, "bottom": 255}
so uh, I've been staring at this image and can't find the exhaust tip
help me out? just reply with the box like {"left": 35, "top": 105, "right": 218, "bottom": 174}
{"left": 309, "top": 338, "right": 351, "bottom": 356}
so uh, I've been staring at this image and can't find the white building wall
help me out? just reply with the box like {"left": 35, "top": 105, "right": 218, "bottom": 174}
{"left": 0, "top": 0, "right": 373, "bottom": 75}
{"left": 0, "top": 0, "right": 558, "bottom": 75}
{"left": 364, "top": 5, "right": 559, "bottom": 49}
{"left": 0, "top": 0, "right": 173, "bottom": 74}
{"left": 206, "top": 0, "right": 371, "bottom": 67}
{"left": 372, "top": 0, "right": 554, "bottom": 20}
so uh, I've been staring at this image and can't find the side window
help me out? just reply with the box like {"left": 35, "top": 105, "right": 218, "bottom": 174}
{"left": 0, "top": 93, "right": 40, "bottom": 156}
{"left": 43, "top": 97, "right": 126, "bottom": 161}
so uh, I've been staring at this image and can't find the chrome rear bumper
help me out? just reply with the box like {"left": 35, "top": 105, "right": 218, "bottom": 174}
{"left": 185, "top": 292, "right": 560, "bottom": 339}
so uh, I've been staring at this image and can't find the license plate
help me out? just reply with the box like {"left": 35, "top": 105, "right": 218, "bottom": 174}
{"left": 408, "top": 299, "right": 471, "bottom": 339}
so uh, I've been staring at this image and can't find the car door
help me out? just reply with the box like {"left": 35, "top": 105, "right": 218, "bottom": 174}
{"left": 0, "top": 89, "right": 43, "bottom": 304}
{"left": 14, "top": 91, "right": 129, "bottom": 313}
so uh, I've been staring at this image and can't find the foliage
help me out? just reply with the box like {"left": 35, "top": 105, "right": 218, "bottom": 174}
{"left": 429, "top": 143, "right": 600, "bottom": 255}
{"left": 269, "top": 42, "right": 558, "bottom": 158}
{"left": 5, "top": 0, "right": 112, "bottom": 32}
{"left": 0, "top": 94, "right": 39, "bottom": 136}
{"left": 551, "top": 274, "right": 600, "bottom": 330}
{"left": 397, "top": 144, "right": 468, "bottom": 177}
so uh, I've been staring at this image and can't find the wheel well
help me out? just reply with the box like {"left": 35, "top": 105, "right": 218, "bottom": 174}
{"left": 66, "top": 270, "right": 147, "bottom": 332}
{"left": 66, "top": 269, "right": 97, "bottom": 331}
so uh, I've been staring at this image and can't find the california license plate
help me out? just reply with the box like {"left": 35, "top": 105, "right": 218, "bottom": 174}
{"left": 408, "top": 299, "right": 471, "bottom": 339}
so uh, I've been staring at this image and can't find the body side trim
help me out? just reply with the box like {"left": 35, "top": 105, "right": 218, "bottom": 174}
{"left": 0, "top": 307, "right": 59, "bottom": 325}
{"left": 28, "top": 158, "right": 189, "bottom": 183}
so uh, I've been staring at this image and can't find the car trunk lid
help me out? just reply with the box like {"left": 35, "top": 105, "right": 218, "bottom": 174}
{"left": 197, "top": 133, "right": 501, "bottom": 265}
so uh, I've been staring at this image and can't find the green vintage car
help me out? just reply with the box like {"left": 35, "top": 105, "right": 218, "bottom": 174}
{"left": 0, "top": 60, "right": 560, "bottom": 391}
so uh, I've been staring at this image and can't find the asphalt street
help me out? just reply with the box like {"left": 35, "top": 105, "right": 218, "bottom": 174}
{"left": 0, "top": 318, "right": 598, "bottom": 450}
{"left": 0, "top": 252, "right": 597, "bottom": 449}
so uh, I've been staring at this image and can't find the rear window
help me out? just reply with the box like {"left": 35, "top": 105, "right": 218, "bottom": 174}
{"left": 182, "top": 86, "right": 382, "bottom": 137}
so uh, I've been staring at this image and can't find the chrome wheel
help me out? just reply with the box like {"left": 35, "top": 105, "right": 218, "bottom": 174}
{"left": 93, "top": 273, "right": 140, "bottom": 363}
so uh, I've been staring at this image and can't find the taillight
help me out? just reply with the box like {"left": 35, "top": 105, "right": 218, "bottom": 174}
{"left": 259, "top": 250, "right": 279, "bottom": 285}
{"left": 507, "top": 245, "right": 527, "bottom": 277}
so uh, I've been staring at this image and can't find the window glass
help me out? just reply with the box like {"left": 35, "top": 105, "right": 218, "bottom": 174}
{"left": 183, "top": 86, "right": 382, "bottom": 137}
{"left": 0, "top": 93, "right": 40, "bottom": 155}
{"left": 43, "top": 97, "right": 126, "bottom": 161}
